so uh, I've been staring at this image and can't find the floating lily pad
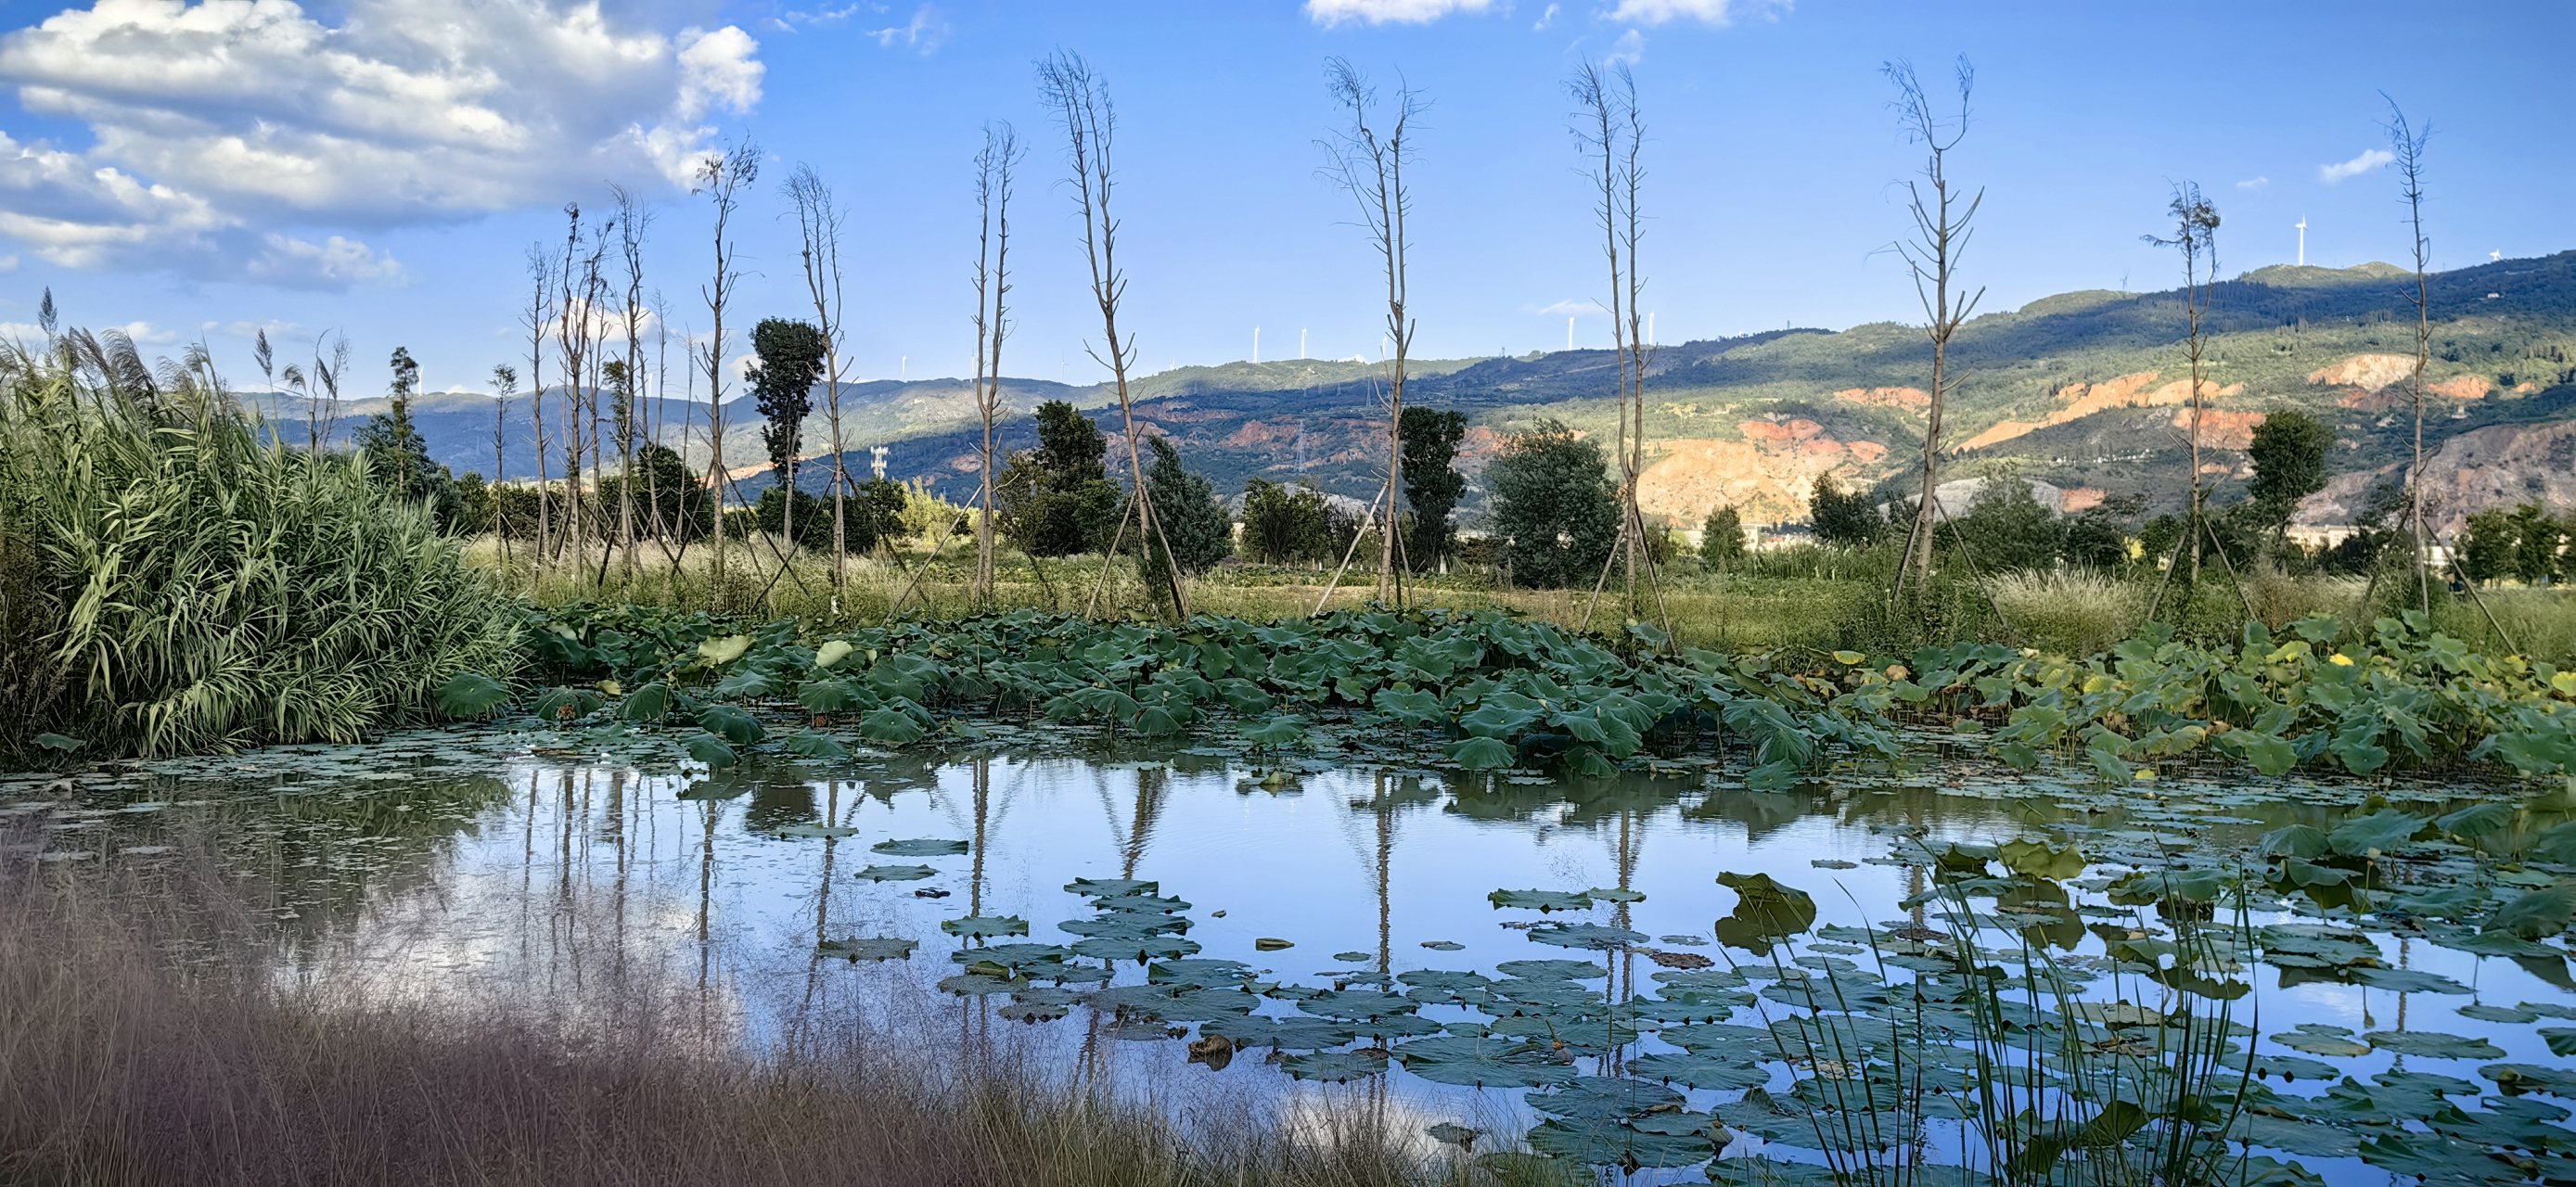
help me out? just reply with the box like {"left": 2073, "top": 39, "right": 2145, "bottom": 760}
{"left": 1525, "top": 1117, "right": 1716, "bottom": 1169}
{"left": 1280, "top": 1049, "right": 1385, "bottom": 1082}
{"left": 873, "top": 837, "right": 968, "bottom": 856}
{"left": 1419, "top": 939, "right": 1466, "bottom": 951}
{"left": 1584, "top": 887, "right": 1647, "bottom": 903}
{"left": 2348, "top": 966, "right": 2472, "bottom": 994}
{"left": 1199, "top": 1015, "right": 1358, "bottom": 1051}
{"left": 1068, "top": 877, "right": 1159, "bottom": 898}
{"left": 1705, "top": 1156, "right": 1844, "bottom": 1186}
{"left": 1296, "top": 989, "right": 1418, "bottom": 1022}
{"left": 2366, "top": 1030, "right": 2507, "bottom": 1061}
{"left": 1627, "top": 1050, "right": 1771, "bottom": 1091}
{"left": 2222, "top": 1052, "right": 2342, "bottom": 1082}
{"left": 1496, "top": 959, "right": 1606, "bottom": 981}
{"left": 1393, "top": 1035, "right": 1577, "bottom": 1089}
{"left": 2487, "top": 1064, "right": 2576, "bottom": 1098}
{"left": 1332, "top": 951, "right": 1373, "bottom": 963}
{"left": 1254, "top": 938, "right": 1294, "bottom": 951}
{"left": 1527, "top": 923, "right": 1647, "bottom": 951}
{"left": 854, "top": 863, "right": 935, "bottom": 882}
{"left": 1147, "top": 958, "right": 1255, "bottom": 984}
{"left": 940, "top": 914, "right": 1030, "bottom": 938}
{"left": 772, "top": 823, "right": 858, "bottom": 839}
{"left": 816, "top": 936, "right": 917, "bottom": 961}
{"left": 1490, "top": 888, "right": 1595, "bottom": 913}
{"left": 950, "top": 943, "right": 1069, "bottom": 969}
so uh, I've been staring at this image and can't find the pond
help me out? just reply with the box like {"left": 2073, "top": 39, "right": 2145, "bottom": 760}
{"left": 10, "top": 723, "right": 2573, "bottom": 1186}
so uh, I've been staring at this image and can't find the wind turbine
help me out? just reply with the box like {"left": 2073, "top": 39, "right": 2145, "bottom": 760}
{"left": 1253, "top": 326, "right": 1261, "bottom": 364}
{"left": 1300, "top": 327, "right": 1307, "bottom": 359}
{"left": 2490, "top": 250, "right": 2502, "bottom": 262}
{"left": 2295, "top": 216, "right": 2307, "bottom": 267}
{"left": 1567, "top": 316, "right": 1574, "bottom": 351}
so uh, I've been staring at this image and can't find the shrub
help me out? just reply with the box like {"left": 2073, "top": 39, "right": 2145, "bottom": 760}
{"left": 1488, "top": 418, "right": 1618, "bottom": 589}
{"left": 0, "top": 335, "right": 520, "bottom": 757}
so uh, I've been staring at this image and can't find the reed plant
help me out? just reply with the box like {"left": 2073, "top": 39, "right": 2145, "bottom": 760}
{"left": 0, "top": 335, "right": 519, "bottom": 759}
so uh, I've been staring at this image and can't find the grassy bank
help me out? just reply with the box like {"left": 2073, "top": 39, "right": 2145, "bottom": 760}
{"left": 0, "top": 836, "right": 1444, "bottom": 1187}
{"left": 476, "top": 530, "right": 2576, "bottom": 666}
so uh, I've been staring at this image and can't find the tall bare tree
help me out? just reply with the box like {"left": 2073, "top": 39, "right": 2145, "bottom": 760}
{"left": 1037, "top": 51, "right": 1186, "bottom": 619}
{"left": 1884, "top": 57, "right": 1986, "bottom": 605}
{"left": 556, "top": 204, "right": 609, "bottom": 581}
{"left": 2386, "top": 96, "right": 2434, "bottom": 614}
{"left": 492, "top": 363, "right": 517, "bottom": 566}
{"left": 969, "top": 122, "right": 1024, "bottom": 609}
{"left": 2145, "top": 184, "right": 2221, "bottom": 581}
{"left": 1323, "top": 57, "right": 1423, "bottom": 609}
{"left": 612, "top": 185, "right": 654, "bottom": 581}
{"left": 786, "top": 163, "right": 854, "bottom": 598}
{"left": 524, "top": 244, "right": 556, "bottom": 570}
{"left": 1568, "top": 59, "right": 1669, "bottom": 636}
{"left": 697, "top": 143, "right": 760, "bottom": 598}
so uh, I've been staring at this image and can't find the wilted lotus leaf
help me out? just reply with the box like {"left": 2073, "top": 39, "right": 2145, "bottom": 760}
{"left": 940, "top": 914, "right": 1029, "bottom": 938}
{"left": 853, "top": 863, "right": 935, "bottom": 882}
{"left": 2365, "top": 1030, "right": 2506, "bottom": 1061}
{"left": 815, "top": 936, "right": 916, "bottom": 961}
{"left": 1498, "top": 959, "right": 1607, "bottom": 981}
{"left": 1490, "top": 889, "right": 1595, "bottom": 913}
{"left": 697, "top": 633, "right": 751, "bottom": 666}
{"left": 1393, "top": 1034, "right": 1577, "bottom": 1089}
{"left": 1253, "top": 938, "right": 1294, "bottom": 951}
{"left": 873, "top": 837, "right": 968, "bottom": 856}
{"left": 1280, "top": 1050, "right": 1386, "bottom": 1082}
{"left": 1626, "top": 1050, "right": 1770, "bottom": 1090}
{"left": 1713, "top": 873, "right": 1816, "bottom": 954}
{"left": 813, "top": 639, "right": 855, "bottom": 670}
{"left": 1999, "top": 837, "right": 2086, "bottom": 880}
{"left": 771, "top": 822, "right": 857, "bottom": 839}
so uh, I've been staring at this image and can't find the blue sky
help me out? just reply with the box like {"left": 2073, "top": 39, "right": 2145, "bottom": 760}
{"left": 2, "top": 0, "right": 2567, "bottom": 399}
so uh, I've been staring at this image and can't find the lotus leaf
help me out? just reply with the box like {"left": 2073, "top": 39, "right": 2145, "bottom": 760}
{"left": 1704, "top": 1155, "right": 1844, "bottom": 1186}
{"left": 2488, "top": 1063, "right": 2576, "bottom": 1098}
{"left": 1584, "top": 887, "right": 1647, "bottom": 903}
{"left": 2348, "top": 965, "right": 2470, "bottom": 994}
{"left": 2484, "top": 886, "right": 2576, "bottom": 940}
{"left": 1495, "top": 959, "right": 1606, "bottom": 981}
{"left": 2270, "top": 1025, "right": 2371, "bottom": 1058}
{"left": 2222, "top": 1052, "right": 2342, "bottom": 1082}
{"left": 1069, "top": 877, "right": 1159, "bottom": 898}
{"left": 2437, "top": 802, "right": 2517, "bottom": 838}
{"left": 950, "top": 943, "right": 1069, "bottom": 969}
{"left": 853, "top": 863, "right": 935, "bottom": 882}
{"left": 1713, "top": 872, "right": 1816, "bottom": 953}
{"left": 1331, "top": 950, "right": 1372, "bottom": 962}
{"left": 996, "top": 1000, "right": 1068, "bottom": 1023}
{"left": 1446, "top": 737, "right": 1517, "bottom": 770}
{"left": 780, "top": 730, "right": 849, "bottom": 759}
{"left": 697, "top": 633, "right": 751, "bottom": 666}
{"left": 434, "top": 671, "right": 512, "bottom": 717}
{"left": 1198, "top": 1015, "right": 1357, "bottom": 1051}
{"left": 1420, "top": 939, "right": 1465, "bottom": 951}
{"left": 1296, "top": 990, "right": 1416, "bottom": 1021}
{"left": 31, "top": 732, "right": 85, "bottom": 752}
{"left": 711, "top": 668, "right": 775, "bottom": 698}
{"left": 1489, "top": 888, "right": 1593, "bottom": 913}
{"left": 2358, "top": 1131, "right": 2530, "bottom": 1184}
{"left": 1626, "top": 1050, "right": 1770, "bottom": 1090}
{"left": 1426, "top": 1123, "right": 1478, "bottom": 1147}
{"left": 696, "top": 704, "right": 765, "bottom": 745}
{"left": 1393, "top": 1035, "right": 1577, "bottom": 1088}
{"left": 679, "top": 732, "right": 738, "bottom": 769}
{"left": 1253, "top": 938, "right": 1293, "bottom": 951}
{"left": 2232, "top": 1113, "right": 2361, "bottom": 1159}
{"left": 2328, "top": 809, "right": 2429, "bottom": 857}
{"left": 532, "top": 687, "right": 604, "bottom": 721}
{"left": 1998, "top": 837, "right": 2086, "bottom": 879}
{"left": 1527, "top": 923, "right": 1646, "bottom": 951}
{"left": 2366, "top": 1030, "right": 2507, "bottom": 1060}
{"left": 1070, "top": 935, "right": 1200, "bottom": 962}
{"left": 1279, "top": 1050, "right": 1385, "bottom": 1082}
{"left": 872, "top": 837, "right": 968, "bottom": 856}
{"left": 1242, "top": 716, "right": 1309, "bottom": 748}
{"left": 1488, "top": 979, "right": 1605, "bottom": 1013}
{"left": 1525, "top": 1117, "right": 1715, "bottom": 1170}
{"left": 940, "top": 914, "right": 1030, "bottom": 938}
{"left": 2259, "top": 824, "right": 2331, "bottom": 860}
{"left": 1147, "top": 958, "right": 1253, "bottom": 984}
{"left": 797, "top": 678, "right": 864, "bottom": 712}
{"left": 815, "top": 937, "right": 916, "bottom": 961}
{"left": 857, "top": 707, "right": 927, "bottom": 745}
{"left": 771, "top": 823, "right": 857, "bottom": 839}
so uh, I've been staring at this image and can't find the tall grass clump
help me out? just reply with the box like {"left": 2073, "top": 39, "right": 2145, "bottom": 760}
{"left": 1988, "top": 570, "right": 2143, "bottom": 658}
{"left": 0, "top": 334, "right": 519, "bottom": 759}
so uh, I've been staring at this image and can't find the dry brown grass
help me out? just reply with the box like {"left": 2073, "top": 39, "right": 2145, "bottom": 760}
{"left": 0, "top": 834, "right": 1446, "bottom": 1187}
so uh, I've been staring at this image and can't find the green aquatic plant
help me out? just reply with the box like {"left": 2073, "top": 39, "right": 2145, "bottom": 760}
{"left": 0, "top": 338, "right": 519, "bottom": 758}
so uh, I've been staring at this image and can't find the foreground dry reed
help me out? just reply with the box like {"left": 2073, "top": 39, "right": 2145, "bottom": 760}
{"left": 0, "top": 836, "right": 1444, "bottom": 1187}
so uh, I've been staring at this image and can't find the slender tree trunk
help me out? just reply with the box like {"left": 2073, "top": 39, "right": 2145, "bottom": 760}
{"left": 2389, "top": 100, "right": 2434, "bottom": 614}
{"left": 1886, "top": 59, "right": 1986, "bottom": 607}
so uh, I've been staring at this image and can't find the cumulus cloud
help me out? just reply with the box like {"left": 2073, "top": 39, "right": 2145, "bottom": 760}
{"left": 1604, "top": 0, "right": 1787, "bottom": 25}
{"left": 2318, "top": 148, "right": 2394, "bottom": 185}
{"left": 1533, "top": 3, "right": 1561, "bottom": 29}
{"left": 1606, "top": 28, "right": 1645, "bottom": 62}
{"left": 1305, "top": 0, "right": 1496, "bottom": 26}
{"left": 2236, "top": 176, "right": 2269, "bottom": 190}
{"left": 0, "top": 0, "right": 763, "bottom": 287}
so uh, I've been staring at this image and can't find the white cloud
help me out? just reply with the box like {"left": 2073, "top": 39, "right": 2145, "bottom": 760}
{"left": 1305, "top": 0, "right": 1496, "bottom": 26}
{"left": 0, "top": 0, "right": 763, "bottom": 287}
{"left": 865, "top": 5, "right": 948, "bottom": 52}
{"left": 2236, "top": 176, "right": 2269, "bottom": 190}
{"left": 1533, "top": 4, "right": 1561, "bottom": 30}
{"left": 1535, "top": 300, "right": 1607, "bottom": 317}
{"left": 1606, "top": 28, "right": 1645, "bottom": 62}
{"left": 0, "top": 254, "right": 16, "bottom": 272}
{"left": 1604, "top": 0, "right": 1786, "bottom": 25}
{"left": 2318, "top": 148, "right": 2394, "bottom": 185}
{"left": 0, "top": 322, "right": 43, "bottom": 340}
{"left": 205, "top": 318, "right": 301, "bottom": 339}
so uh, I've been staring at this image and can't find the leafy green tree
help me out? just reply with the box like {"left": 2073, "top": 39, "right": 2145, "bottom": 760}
{"left": 1808, "top": 475, "right": 1884, "bottom": 547}
{"left": 997, "top": 401, "right": 1119, "bottom": 557}
{"left": 1135, "top": 436, "right": 1231, "bottom": 592}
{"left": 2058, "top": 506, "right": 2130, "bottom": 571}
{"left": 2247, "top": 408, "right": 2335, "bottom": 546}
{"left": 352, "top": 345, "right": 460, "bottom": 528}
{"left": 1943, "top": 478, "right": 2062, "bottom": 572}
{"left": 1242, "top": 478, "right": 1331, "bottom": 566}
{"left": 2460, "top": 502, "right": 2568, "bottom": 585}
{"left": 748, "top": 319, "right": 825, "bottom": 488}
{"left": 1398, "top": 407, "right": 1468, "bottom": 572}
{"left": 754, "top": 487, "right": 830, "bottom": 545}
{"left": 1700, "top": 504, "right": 1745, "bottom": 566}
{"left": 1488, "top": 418, "right": 1618, "bottom": 589}
{"left": 596, "top": 443, "right": 713, "bottom": 542}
